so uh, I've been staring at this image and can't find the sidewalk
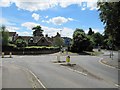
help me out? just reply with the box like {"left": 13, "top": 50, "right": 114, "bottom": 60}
{"left": 100, "top": 50, "right": 119, "bottom": 69}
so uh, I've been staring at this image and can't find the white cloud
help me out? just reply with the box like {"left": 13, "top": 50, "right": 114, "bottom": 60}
{"left": 49, "top": 16, "right": 68, "bottom": 25}
{"left": 42, "top": 26, "right": 74, "bottom": 38}
{"left": 0, "top": 0, "right": 98, "bottom": 11}
{"left": 6, "top": 26, "right": 19, "bottom": 32}
{"left": 68, "top": 18, "right": 74, "bottom": 21}
{"left": 45, "top": 16, "right": 49, "bottom": 18}
{"left": 0, "top": 18, "right": 7, "bottom": 24}
{"left": 21, "top": 22, "right": 74, "bottom": 38}
{"left": 17, "top": 31, "right": 32, "bottom": 36}
{"left": 32, "top": 13, "right": 40, "bottom": 21}
{"left": 10, "top": 0, "right": 55, "bottom": 12}
{"left": 21, "top": 22, "right": 40, "bottom": 30}
{"left": 46, "top": 16, "right": 74, "bottom": 25}
{"left": 0, "top": 0, "right": 12, "bottom": 7}
{"left": 62, "top": 27, "right": 74, "bottom": 38}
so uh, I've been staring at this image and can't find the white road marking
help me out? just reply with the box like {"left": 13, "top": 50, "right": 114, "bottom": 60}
{"left": 28, "top": 70, "right": 46, "bottom": 89}
{"left": 13, "top": 64, "right": 46, "bottom": 89}
{"left": 60, "top": 65, "right": 87, "bottom": 76}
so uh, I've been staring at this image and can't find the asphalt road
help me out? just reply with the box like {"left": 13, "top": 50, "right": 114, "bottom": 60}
{"left": 2, "top": 58, "right": 44, "bottom": 88}
{"left": 1, "top": 54, "right": 118, "bottom": 88}
{"left": 0, "top": 59, "right": 2, "bottom": 90}
{"left": 67, "top": 56, "right": 118, "bottom": 86}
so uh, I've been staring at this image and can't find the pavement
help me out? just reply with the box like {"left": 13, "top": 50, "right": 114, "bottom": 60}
{"left": 99, "top": 50, "right": 119, "bottom": 69}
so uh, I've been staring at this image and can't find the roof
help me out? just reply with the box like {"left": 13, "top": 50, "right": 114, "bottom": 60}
{"left": 16, "top": 36, "right": 32, "bottom": 41}
{"left": 9, "top": 32, "right": 16, "bottom": 37}
{"left": 33, "top": 36, "right": 53, "bottom": 44}
{"left": 33, "top": 36, "right": 42, "bottom": 43}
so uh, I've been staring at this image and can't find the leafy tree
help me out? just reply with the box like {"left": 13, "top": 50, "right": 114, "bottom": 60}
{"left": 97, "top": 2, "right": 120, "bottom": 49}
{"left": 54, "top": 37, "right": 64, "bottom": 48}
{"left": 71, "top": 28, "right": 93, "bottom": 52}
{"left": 88, "top": 28, "right": 94, "bottom": 35}
{"left": 32, "top": 25, "right": 44, "bottom": 37}
{"left": 92, "top": 32, "right": 104, "bottom": 47}
{"left": 16, "top": 38, "right": 27, "bottom": 47}
{"left": 0, "top": 25, "right": 9, "bottom": 46}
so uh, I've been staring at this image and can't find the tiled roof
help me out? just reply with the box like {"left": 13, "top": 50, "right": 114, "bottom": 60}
{"left": 16, "top": 36, "right": 32, "bottom": 41}
{"left": 9, "top": 32, "right": 16, "bottom": 37}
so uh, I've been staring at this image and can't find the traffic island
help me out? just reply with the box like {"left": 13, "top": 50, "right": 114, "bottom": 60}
{"left": 60, "top": 63, "right": 76, "bottom": 67}
{"left": 60, "top": 64, "right": 102, "bottom": 80}
{"left": 52, "top": 61, "right": 66, "bottom": 63}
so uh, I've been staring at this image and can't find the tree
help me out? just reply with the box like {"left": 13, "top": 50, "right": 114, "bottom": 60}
{"left": 71, "top": 28, "right": 93, "bottom": 52}
{"left": 92, "top": 32, "right": 104, "bottom": 47}
{"left": 54, "top": 37, "right": 64, "bottom": 48}
{"left": 97, "top": 2, "right": 120, "bottom": 49}
{"left": 32, "top": 25, "right": 44, "bottom": 37}
{"left": 15, "top": 38, "right": 27, "bottom": 47}
{"left": 0, "top": 25, "right": 9, "bottom": 46}
{"left": 88, "top": 28, "right": 94, "bottom": 35}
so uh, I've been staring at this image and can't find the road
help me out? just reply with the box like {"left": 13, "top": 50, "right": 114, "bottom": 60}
{"left": 1, "top": 54, "right": 118, "bottom": 88}
{"left": 67, "top": 56, "right": 118, "bottom": 86}
{"left": 2, "top": 57, "right": 44, "bottom": 88}
{"left": 0, "top": 59, "right": 2, "bottom": 90}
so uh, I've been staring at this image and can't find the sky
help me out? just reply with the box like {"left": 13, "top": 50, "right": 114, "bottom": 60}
{"left": 0, "top": 0, "right": 105, "bottom": 38}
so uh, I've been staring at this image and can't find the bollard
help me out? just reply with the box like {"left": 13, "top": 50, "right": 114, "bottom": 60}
{"left": 2, "top": 52, "right": 4, "bottom": 58}
{"left": 9, "top": 52, "right": 12, "bottom": 58}
{"left": 66, "top": 55, "right": 70, "bottom": 65}
{"left": 57, "top": 55, "right": 60, "bottom": 62}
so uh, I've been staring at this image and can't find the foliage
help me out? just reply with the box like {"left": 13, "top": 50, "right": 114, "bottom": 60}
{"left": 32, "top": 25, "right": 44, "bottom": 37}
{"left": 88, "top": 28, "right": 94, "bottom": 35}
{"left": 54, "top": 37, "right": 64, "bottom": 48}
{"left": 0, "top": 25, "right": 9, "bottom": 46}
{"left": 91, "top": 32, "right": 104, "bottom": 47}
{"left": 15, "top": 38, "right": 27, "bottom": 47}
{"left": 97, "top": 2, "right": 120, "bottom": 49}
{"left": 71, "top": 28, "right": 93, "bottom": 52}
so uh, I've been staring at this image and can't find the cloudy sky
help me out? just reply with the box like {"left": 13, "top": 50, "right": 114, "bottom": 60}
{"left": 0, "top": 0, "right": 105, "bottom": 38}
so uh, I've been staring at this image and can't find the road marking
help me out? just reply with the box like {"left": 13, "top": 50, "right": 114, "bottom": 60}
{"left": 12, "top": 64, "right": 46, "bottom": 89}
{"left": 28, "top": 70, "right": 46, "bottom": 89}
{"left": 61, "top": 66, "right": 87, "bottom": 76}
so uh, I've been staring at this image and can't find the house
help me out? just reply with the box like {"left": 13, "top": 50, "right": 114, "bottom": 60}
{"left": 15, "top": 35, "right": 53, "bottom": 46}
{"left": 8, "top": 30, "right": 71, "bottom": 47}
{"left": 8, "top": 32, "right": 18, "bottom": 43}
